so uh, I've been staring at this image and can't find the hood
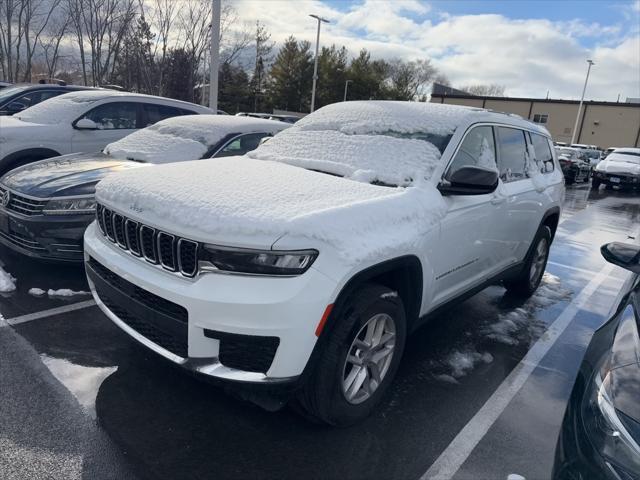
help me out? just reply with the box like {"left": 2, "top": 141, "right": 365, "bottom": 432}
{"left": 96, "top": 156, "right": 447, "bottom": 259}
{"left": 596, "top": 160, "right": 640, "bottom": 176}
{"left": 1, "top": 152, "right": 145, "bottom": 198}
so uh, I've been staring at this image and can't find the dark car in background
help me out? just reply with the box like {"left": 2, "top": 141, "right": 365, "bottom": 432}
{"left": 0, "top": 83, "right": 96, "bottom": 115}
{"left": 556, "top": 147, "right": 592, "bottom": 184}
{"left": 0, "top": 115, "right": 289, "bottom": 262}
{"left": 553, "top": 242, "right": 640, "bottom": 480}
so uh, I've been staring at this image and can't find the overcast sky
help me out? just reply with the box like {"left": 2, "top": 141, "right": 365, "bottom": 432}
{"left": 229, "top": 0, "right": 640, "bottom": 101}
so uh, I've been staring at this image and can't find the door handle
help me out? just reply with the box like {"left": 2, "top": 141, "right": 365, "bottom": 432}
{"left": 491, "top": 196, "right": 506, "bottom": 205}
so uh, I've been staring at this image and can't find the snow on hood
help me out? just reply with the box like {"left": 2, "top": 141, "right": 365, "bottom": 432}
{"left": 104, "top": 115, "right": 288, "bottom": 163}
{"left": 96, "top": 157, "right": 447, "bottom": 263}
{"left": 596, "top": 154, "right": 640, "bottom": 175}
{"left": 248, "top": 101, "right": 476, "bottom": 187}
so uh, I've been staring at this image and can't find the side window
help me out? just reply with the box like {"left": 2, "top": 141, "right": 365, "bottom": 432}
{"left": 530, "top": 133, "right": 554, "bottom": 174}
{"left": 9, "top": 92, "right": 41, "bottom": 108}
{"left": 496, "top": 127, "right": 527, "bottom": 182}
{"left": 446, "top": 126, "right": 497, "bottom": 178}
{"left": 213, "top": 133, "right": 271, "bottom": 158}
{"left": 143, "top": 103, "right": 192, "bottom": 126}
{"left": 81, "top": 102, "right": 138, "bottom": 130}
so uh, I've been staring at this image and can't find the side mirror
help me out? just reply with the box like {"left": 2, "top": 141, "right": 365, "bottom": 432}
{"left": 438, "top": 166, "right": 499, "bottom": 196}
{"left": 601, "top": 242, "right": 640, "bottom": 274}
{"left": 74, "top": 118, "right": 98, "bottom": 130}
{"left": 6, "top": 102, "right": 26, "bottom": 113}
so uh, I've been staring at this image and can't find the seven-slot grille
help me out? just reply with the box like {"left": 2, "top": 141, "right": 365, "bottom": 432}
{"left": 0, "top": 185, "right": 47, "bottom": 216}
{"left": 96, "top": 204, "right": 198, "bottom": 277}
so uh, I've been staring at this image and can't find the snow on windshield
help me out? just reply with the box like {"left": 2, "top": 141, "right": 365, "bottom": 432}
{"left": 15, "top": 90, "right": 124, "bottom": 124}
{"left": 104, "top": 115, "right": 287, "bottom": 163}
{"left": 248, "top": 101, "right": 475, "bottom": 187}
{"left": 607, "top": 152, "right": 640, "bottom": 164}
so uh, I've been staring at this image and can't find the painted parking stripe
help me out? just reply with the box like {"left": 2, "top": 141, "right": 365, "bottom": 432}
{"left": 0, "top": 300, "right": 96, "bottom": 327}
{"left": 420, "top": 263, "right": 614, "bottom": 480}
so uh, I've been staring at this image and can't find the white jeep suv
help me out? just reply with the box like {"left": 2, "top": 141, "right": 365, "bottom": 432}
{"left": 84, "top": 101, "right": 564, "bottom": 425}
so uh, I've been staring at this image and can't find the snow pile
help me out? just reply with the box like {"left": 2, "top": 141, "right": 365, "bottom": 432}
{"left": 105, "top": 115, "right": 287, "bottom": 163}
{"left": 0, "top": 266, "right": 16, "bottom": 293}
{"left": 97, "top": 157, "right": 448, "bottom": 264}
{"left": 433, "top": 348, "right": 494, "bottom": 384}
{"left": 29, "top": 288, "right": 90, "bottom": 297}
{"left": 249, "top": 101, "right": 474, "bottom": 187}
{"left": 483, "top": 273, "right": 572, "bottom": 346}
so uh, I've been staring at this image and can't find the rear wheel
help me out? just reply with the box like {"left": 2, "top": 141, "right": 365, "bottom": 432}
{"left": 295, "top": 284, "right": 406, "bottom": 426}
{"left": 504, "top": 226, "right": 551, "bottom": 298}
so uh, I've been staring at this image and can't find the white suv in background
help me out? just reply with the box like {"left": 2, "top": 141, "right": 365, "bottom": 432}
{"left": 0, "top": 90, "right": 212, "bottom": 175}
{"left": 84, "top": 101, "right": 564, "bottom": 425}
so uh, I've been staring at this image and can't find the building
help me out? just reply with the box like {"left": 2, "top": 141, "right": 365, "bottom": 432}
{"left": 431, "top": 90, "right": 640, "bottom": 148}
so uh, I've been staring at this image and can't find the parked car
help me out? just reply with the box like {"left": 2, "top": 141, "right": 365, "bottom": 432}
{"left": 0, "top": 83, "right": 96, "bottom": 116}
{"left": 0, "top": 81, "right": 12, "bottom": 90}
{"left": 553, "top": 242, "right": 640, "bottom": 480}
{"left": 84, "top": 101, "right": 564, "bottom": 425}
{"left": 0, "top": 115, "right": 288, "bottom": 262}
{"left": 0, "top": 90, "right": 212, "bottom": 176}
{"left": 556, "top": 147, "right": 592, "bottom": 184}
{"left": 592, "top": 148, "right": 640, "bottom": 190}
{"left": 571, "top": 144, "right": 603, "bottom": 166}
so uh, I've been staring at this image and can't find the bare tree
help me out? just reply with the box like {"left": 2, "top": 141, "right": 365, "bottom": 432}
{"left": 148, "top": 0, "right": 177, "bottom": 95}
{"left": 38, "top": 12, "right": 71, "bottom": 79}
{"left": 459, "top": 84, "right": 507, "bottom": 96}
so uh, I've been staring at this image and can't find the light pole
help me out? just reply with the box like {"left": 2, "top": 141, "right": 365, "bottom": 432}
{"left": 209, "top": 0, "right": 221, "bottom": 111}
{"left": 570, "top": 59, "right": 594, "bottom": 145}
{"left": 343, "top": 79, "right": 352, "bottom": 102}
{"left": 309, "top": 14, "right": 329, "bottom": 113}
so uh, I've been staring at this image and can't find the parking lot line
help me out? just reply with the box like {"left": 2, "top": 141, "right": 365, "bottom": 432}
{"left": 420, "top": 263, "right": 614, "bottom": 480}
{"left": 0, "top": 300, "right": 96, "bottom": 328}
{"left": 547, "top": 260, "right": 601, "bottom": 276}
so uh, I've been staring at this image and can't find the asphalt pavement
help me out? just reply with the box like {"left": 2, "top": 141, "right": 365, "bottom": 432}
{"left": 0, "top": 184, "right": 639, "bottom": 480}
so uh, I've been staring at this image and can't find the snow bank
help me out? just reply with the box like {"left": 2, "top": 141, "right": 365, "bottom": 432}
{"left": 0, "top": 266, "right": 16, "bottom": 293}
{"left": 97, "top": 157, "right": 447, "bottom": 264}
{"left": 249, "top": 101, "right": 475, "bottom": 187}
{"left": 29, "top": 288, "right": 90, "bottom": 297}
{"left": 105, "top": 115, "right": 287, "bottom": 163}
{"left": 28, "top": 288, "right": 46, "bottom": 296}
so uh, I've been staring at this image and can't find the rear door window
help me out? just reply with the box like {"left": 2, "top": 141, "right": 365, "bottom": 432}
{"left": 530, "top": 133, "right": 554, "bottom": 174}
{"left": 81, "top": 102, "right": 139, "bottom": 129}
{"left": 496, "top": 127, "right": 528, "bottom": 182}
{"left": 142, "top": 104, "right": 194, "bottom": 127}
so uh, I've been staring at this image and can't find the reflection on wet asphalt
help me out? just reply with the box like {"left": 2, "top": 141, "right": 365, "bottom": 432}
{"left": 1, "top": 185, "right": 639, "bottom": 480}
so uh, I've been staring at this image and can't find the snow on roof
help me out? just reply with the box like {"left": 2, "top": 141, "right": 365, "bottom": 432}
{"left": 248, "top": 101, "right": 476, "bottom": 186}
{"left": 97, "top": 157, "right": 447, "bottom": 264}
{"left": 104, "top": 115, "right": 288, "bottom": 163}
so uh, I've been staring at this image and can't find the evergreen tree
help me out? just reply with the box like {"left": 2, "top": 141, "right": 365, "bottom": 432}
{"left": 267, "top": 36, "right": 313, "bottom": 113}
{"left": 315, "top": 44, "right": 348, "bottom": 108}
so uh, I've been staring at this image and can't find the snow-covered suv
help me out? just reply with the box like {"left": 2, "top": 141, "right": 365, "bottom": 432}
{"left": 84, "top": 102, "right": 564, "bottom": 425}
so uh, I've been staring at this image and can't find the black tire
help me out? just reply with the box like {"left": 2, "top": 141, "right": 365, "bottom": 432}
{"left": 295, "top": 283, "right": 407, "bottom": 426}
{"left": 504, "top": 226, "right": 552, "bottom": 298}
{"left": 592, "top": 178, "right": 601, "bottom": 189}
{"left": 583, "top": 170, "right": 591, "bottom": 182}
{"left": 565, "top": 174, "right": 575, "bottom": 185}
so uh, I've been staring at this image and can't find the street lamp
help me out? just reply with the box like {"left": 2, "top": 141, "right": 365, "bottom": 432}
{"left": 309, "top": 14, "right": 329, "bottom": 113}
{"left": 570, "top": 59, "right": 595, "bottom": 145}
{"left": 343, "top": 79, "right": 352, "bottom": 102}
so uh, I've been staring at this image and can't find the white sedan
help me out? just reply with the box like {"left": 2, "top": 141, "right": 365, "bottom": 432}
{"left": 0, "top": 90, "right": 212, "bottom": 175}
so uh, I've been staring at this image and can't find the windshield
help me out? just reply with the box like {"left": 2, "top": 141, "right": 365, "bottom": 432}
{"left": 248, "top": 101, "right": 469, "bottom": 187}
{"left": 0, "top": 85, "right": 29, "bottom": 103}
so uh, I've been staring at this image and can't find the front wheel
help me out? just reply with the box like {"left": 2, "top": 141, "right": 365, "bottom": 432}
{"left": 295, "top": 284, "right": 407, "bottom": 426}
{"left": 504, "top": 226, "right": 551, "bottom": 298}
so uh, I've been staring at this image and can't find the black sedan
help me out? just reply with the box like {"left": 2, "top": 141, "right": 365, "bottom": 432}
{"left": 556, "top": 147, "right": 592, "bottom": 185}
{"left": 0, "top": 115, "right": 288, "bottom": 262}
{"left": 553, "top": 242, "right": 640, "bottom": 480}
{"left": 0, "top": 83, "right": 96, "bottom": 115}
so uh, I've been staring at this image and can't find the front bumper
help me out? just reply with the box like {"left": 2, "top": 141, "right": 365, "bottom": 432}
{"left": 0, "top": 207, "right": 91, "bottom": 261}
{"left": 593, "top": 171, "right": 640, "bottom": 188}
{"left": 84, "top": 222, "right": 338, "bottom": 383}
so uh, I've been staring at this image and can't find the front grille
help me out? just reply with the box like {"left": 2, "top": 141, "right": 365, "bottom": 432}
{"left": 204, "top": 330, "right": 279, "bottom": 374}
{"left": 96, "top": 203, "right": 198, "bottom": 277}
{"left": 0, "top": 229, "right": 46, "bottom": 251}
{"left": 0, "top": 186, "right": 47, "bottom": 216}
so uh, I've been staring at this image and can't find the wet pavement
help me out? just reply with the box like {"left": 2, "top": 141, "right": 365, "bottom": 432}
{"left": 1, "top": 184, "right": 639, "bottom": 480}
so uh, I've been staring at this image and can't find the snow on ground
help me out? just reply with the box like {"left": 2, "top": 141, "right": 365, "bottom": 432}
{"left": 0, "top": 266, "right": 16, "bottom": 293}
{"left": 29, "top": 288, "right": 90, "bottom": 297}
{"left": 104, "top": 115, "right": 287, "bottom": 164}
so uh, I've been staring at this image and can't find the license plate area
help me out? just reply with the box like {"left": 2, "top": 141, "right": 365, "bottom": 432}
{"left": 610, "top": 177, "right": 621, "bottom": 183}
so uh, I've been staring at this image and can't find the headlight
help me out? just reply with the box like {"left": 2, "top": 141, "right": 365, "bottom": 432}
{"left": 43, "top": 196, "right": 97, "bottom": 215}
{"left": 198, "top": 245, "right": 318, "bottom": 276}
{"left": 583, "top": 367, "right": 640, "bottom": 478}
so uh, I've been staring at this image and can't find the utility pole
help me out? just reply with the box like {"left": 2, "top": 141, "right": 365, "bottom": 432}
{"left": 309, "top": 14, "right": 329, "bottom": 113}
{"left": 343, "top": 80, "right": 352, "bottom": 102}
{"left": 209, "top": 0, "right": 221, "bottom": 111}
{"left": 570, "top": 59, "right": 594, "bottom": 145}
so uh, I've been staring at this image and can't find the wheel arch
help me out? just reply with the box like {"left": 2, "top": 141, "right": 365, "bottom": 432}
{"left": 1, "top": 148, "right": 61, "bottom": 172}
{"left": 541, "top": 206, "right": 560, "bottom": 241}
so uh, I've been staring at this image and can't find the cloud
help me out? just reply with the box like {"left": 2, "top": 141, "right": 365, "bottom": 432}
{"left": 223, "top": 1, "right": 640, "bottom": 100}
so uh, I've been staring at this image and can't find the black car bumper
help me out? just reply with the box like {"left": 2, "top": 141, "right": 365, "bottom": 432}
{"left": 593, "top": 171, "right": 640, "bottom": 188}
{"left": 0, "top": 207, "right": 93, "bottom": 262}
